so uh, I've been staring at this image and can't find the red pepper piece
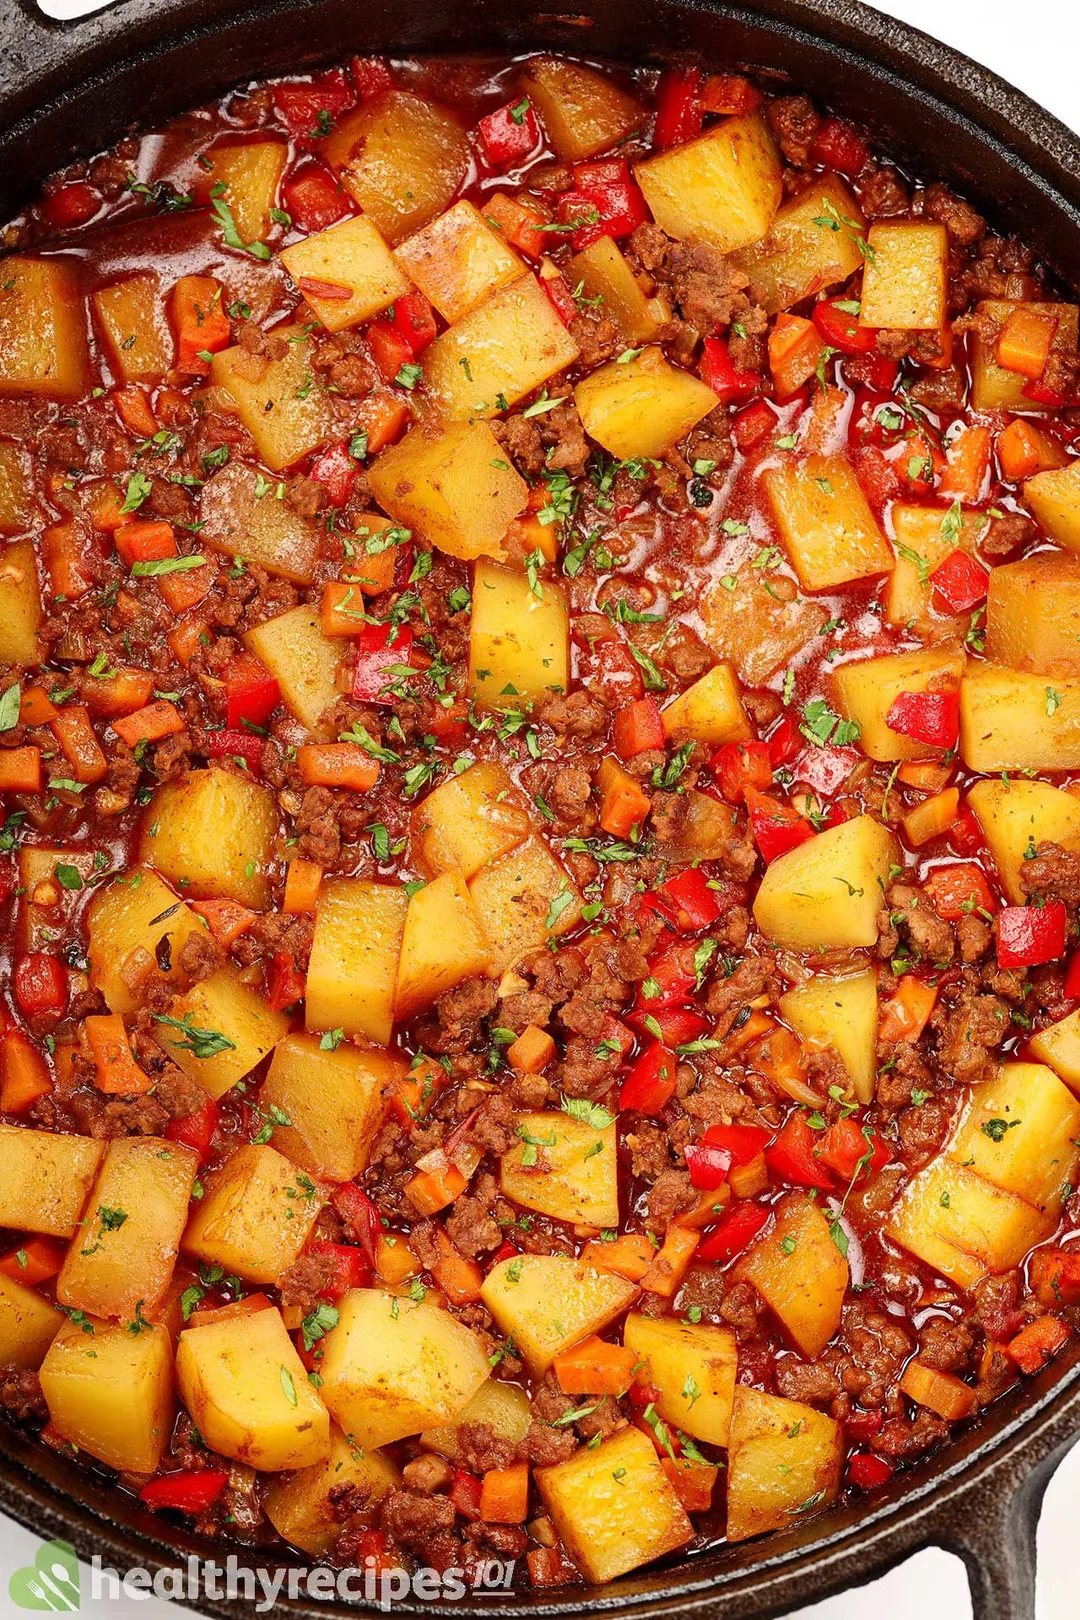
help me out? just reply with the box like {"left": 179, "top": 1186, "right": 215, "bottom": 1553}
{"left": 542, "top": 272, "right": 579, "bottom": 328}
{"left": 652, "top": 68, "right": 704, "bottom": 150}
{"left": 744, "top": 786, "right": 815, "bottom": 864}
{"left": 330, "top": 1184, "right": 381, "bottom": 1263}
{"left": 390, "top": 289, "right": 437, "bottom": 356}
{"left": 206, "top": 728, "right": 265, "bottom": 774}
{"left": 41, "top": 181, "right": 101, "bottom": 229}
{"left": 697, "top": 1201, "right": 771, "bottom": 1264}
{"left": 140, "top": 1470, "right": 230, "bottom": 1514}
{"left": 613, "top": 695, "right": 665, "bottom": 760}
{"left": 949, "top": 804, "right": 985, "bottom": 857}
{"left": 165, "top": 1095, "right": 219, "bottom": 1162}
{"left": 767, "top": 714, "right": 802, "bottom": 767}
{"left": 451, "top": 1468, "right": 484, "bottom": 1520}
{"left": 619, "top": 1041, "right": 679, "bottom": 1114}
{"left": 283, "top": 164, "right": 349, "bottom": 233}
{"left": 351, "top": 622, "right": 414, "bottom": 703}
{"left": 350, "top": 56, "right": 394, "bottom": 100}
{"left": 476, "top": 97, "right": 541, "bottom": 168}
{"left": 1065, "top": 950, "right": 1080, "bottom": 999}
{"left": 815, "top": 1118, "right": 890, "bottom": 1183}
{"left": 847, "top": 1453, "right": 893, "bottom": 1491}
{"left": 223, "top": 652, "right": 280, "bottom": 731}
{"left": 658, "top": 868, "right": 721, "bottom": 932}
{"left": 700, "top": 335, "right": 759, "bottom": 403}
{"left": 305, "top": 1239, "right": 373, "bottom": 1296}
{"left": 310, "top": 440, "right": 360, "bottom": 507}
{"left": 13, "top": 953, "right": 68, "bottom": 1018}
{"left": 764, "top": 1113, "right": 834, "bottom": 1191}
{"left": 996, "top": 902, "right": 1067, "bottom": 968}
{"left": 636, "top": 947, "right": 695, "bottom": 1011}
{"left": 628, "top": 1006, "right": 709, "bottom": 1047}
{"left": 273, "top": 74, "right": 355, "bottom": 140}
{"left": 1023, "top": 376, "right": 1073, "bottom": 408}
{"left": 701, "top": 1122, "right": 772, "bottom": 1167}
{"left": 886, "top": 689, "right": 960, "bottom": 750}
{"left": 812, "top": 299, "right": 877, "bottom": 355}
{"left": 810, "top": 117, "right": 870, "bottom": 176}
{"left": 929, "top": 548, "right": 990, "bottom": 614}
{"left": 712, "top": 739, "right": 773, "bottom": 803}
{"left": 266, "top": 950, "right": 305, "bottom": 1012}
{"left": 731, "top": 398, "right": 777, "bottom": 452}
{"left": 555, "top": 159, "right": 648, "bottom": 250}
{"left": 845, "top": 1408, "right": 884, "bottom": 1444}
{"left": 684, "top": 1139, "right": 732, "bottom": 1190}
{"left": 367, "top": 320, "right": 415, "bottom": 385}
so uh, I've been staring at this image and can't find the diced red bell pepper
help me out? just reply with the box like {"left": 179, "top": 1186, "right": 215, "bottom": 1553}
{"left": 815, "top": 1118, "right": 890, "bottom": 1183}
{"left": 850, "top": 442, "right": 904, "bottom": 507}
{"left": 1023, "top": 377, "right": 1073, "bottom": 408}
{"left": 223, "top": 652, "right": 280, "bottom": 730}
{"left": 926, "top": 861, "right": 995, "bottom": 921}
{"left": 165, "top": 1095, "right": 219, "bottom": 1162}
{"left": 555, "top": 159, "right": 648, "bottom": 250}
{"left": 390, "top": 289, "right": 437, "bottom": 357}
{"left": 139, "top": 1470, "right": 230, "bottom": 1513}
{"left": 351, "top": 622, "right": 414, "bottom": 703}
{"left": 619, "top": 1041, "right": 679, "bottom": 1114}
{"left": 637, "top": 947, "right": 695, "bottom": 1010}
{"left": 764, "top": 1112, "right": 834, "bottom": 1191}
{"left": 368, "top": 320, "right": 415, "bottom": 385}
{"left": 628, "top": 1006, "right": 709, "bottom": 1047}
{"left": 266, "top": 950, "right": 305, "bottom": 1012}
{"left": 812, "top": 299, "right": 877, "bottom": 355}
{"left": 477, "top": 97, "right": 541, "bottom": 168}
{"left": 847, "top": 1453, "right": 893, "bottom": 1491}
{"left": 949, "top": 804, "right": 985, "bottom": 857}
{"left": 810, "top": 117, "right": 870, "bottom": 176}
{"left": 658, "top": 868, "right": 721, "bottom": 932}
{"left": 42, "top": 180, "right": 101, "bottom": 229}
{"left": 862, "top": 354, "right": 900, "bottom": 393}
{"left": 613, "top": 695, "right": 665, "bottom": 760}
{"left": 684, "top": 1139, "right": 732, "bottom": 1190}
{"left": 767, "top": 714, "right": 802, "bottom": 767}
{"left": 451, "top": 1468, "right": 484, "bottom": 1520}
{"left": 732, "top": 398, "right": 777, "bottom": 452}
{"left": 697, "top": 1200, "right": 771, "bottom": 1264}
{"left": 700, "top": 335, "right": 759, "bottom": 402}
{"left": 744, "top": 786, "right": 815, "bottom": 864}
{"left": 350, "top": 56, "right": 395, "bottom": 100}
{"left": 310, "top": 440, "right": 360, "bottom": 506}
{"left": 206, "top": 728, "right": 265, "bottom": 774}
{"left": 886, "top": 689, "right": 959, "bottom": 750}
{"left": 700, "top": 1121, "right": 772, "bottom": 1167}
{"left": 542, "top": 271, "right": 579, "bottom": 328}
{"left": 996, "top": 902, "right": 1067, "bottom": 968}
{"left": 1065, "top": 950, "right": 1080, "bottom": 1000}
{"left": 13, "top": 953, "right": 68, "bottom": 1018}
{"left": 929, "top": 548, "right": 989, "bottom": 614}
{"left": 330, "top": 1183, "right": 381, "bottom": 1262}
{"left": 712, "top": 739, "right": 772, "bottom": 803}
{"left": 700, "top": 73, "right": 763, "bottom": 115}
{"left": 273, "top": 74, "right": 355, "bottom": 139}
{"left": 283, "top": 164, "right": 349, "bottom": 233}
{"left": 652, "top": 68, "right": 704, "bottom": 150}
{"left": 304, "top": 1239, "right": 372, "bottom": 1296}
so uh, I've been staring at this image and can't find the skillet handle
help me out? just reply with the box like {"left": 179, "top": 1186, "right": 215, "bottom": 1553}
{"left": 937, "top": 1439, "right": 1066, "bottom": 1620}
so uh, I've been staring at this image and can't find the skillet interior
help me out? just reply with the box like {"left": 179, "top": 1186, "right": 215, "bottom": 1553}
{"left": 2, "top": 2, "right": 1080, "bottom": 1615}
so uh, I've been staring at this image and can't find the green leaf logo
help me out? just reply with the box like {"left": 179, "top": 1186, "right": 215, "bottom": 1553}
{"left": 9, "top": 1540, "right": 80, "bottom": 1610}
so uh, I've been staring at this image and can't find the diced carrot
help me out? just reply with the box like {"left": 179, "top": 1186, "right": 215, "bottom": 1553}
{"left": 596, "top": 756, "right": 651, "bottom": 839}
{"left": 115, "top": 520, "right": 176, "bottom": 568}
{"left": 897, "top": 761, "right": 952, "bottom": 793}
{"left": 900, "top": 1358, "right": 977, "bottom": 1421}
{"left": 878, "top": 976, "right": 938, "bottom": 1043}
{"left": 172, "top": 275, "right": 231, "bottom": 375}
{"left": 1007, "top": 1314, "right": 1072, "bottom": 1375}
{"left": 84, "top": 480, "right": 128, "bottom": 533}
{"left": 405, "top": 1164, "right": 468, "bottom": 1216}
{"left": 41, "top": 522, "right": 93, "bottom": 598}
{"left": 113, "top": 386, "right": 158, "bottom": 438}
{"left": 922, "top": 324, "right": 954, "bottom": 371}
{"left": 479, "top": 1460, "right": 529, "bottom": 1524}
{"left": 351, "top": 390, "right": 409, "bottom": 455}
{"left": 348, "top": 544, "right": 397, "bottom": 596}
{"left": 553, "top": 1335, "right": 639, "bottom": 1396}
{"left": 1030, "top": 1249, "right": 1080, "bottom": 1308}
{"left": 769, "top": 312, "right": 826, "bottom": 398}
{"left": 85, "top": 1013, "right": 153, "bottom": 1095}
{"left": 641, "top": 1226, "right": 700, "bottom": 1298}
{"left": 51, "top": 707, "right": 108, "bottom": 784}
{"left": 82, "top": 667, "right": 155, "bottom": 719}
{"left": 188, "top": 1293, "right": 274, "bottom": 1327}
{"left": 799, "top": 384, "right": 848, "bottom": 455}
{"left": 938, "top": 425, "right": 991, "bottom": 503}
{"left": 725, "top": 1008, "right": 773, "bottom": 1055}
{"left": 19, "top": 686, "right": 58, "bottom": 727}
{"left": 190, "top": 898, "right": 258, "bottom": 946}
{"left": 320, "top": 580, "right": 373, "bottom": 636}
{"left": 925, "top": 862, "right": 994, "bottom": 921}
{"left": 902, "top": 786, "right": 960, "bottom": 848}
{"left": 675, "top": 1183, "right": 733, "bottom": 1230}
{"left": 375, "top": 1233, "right": 419, "bottom": 1285}
{"left": 580, "top": 1232, "right": 655, "bottom": 1281}
{"left": 997, "top": 305, "right": 1058, "bottom": 379}
{"left": 661, "top": 1456, "right": 719, "bottom": 1513}
{"left": 0, "top": 1236, "right": 66, "bottom": 1285}
{"left": 507, "top": 1024, "right": 555, "bottom": 1074}
{"left": 0, "top": 1030, "right": 52, "bottom": 1113}
{"left": 997, "top": 418, "right": 1069, "bottom": 482}
{"left": 749, "top": 1024, "right": 821, "bottom": 1108}
{"left": 432, "top": 1229, "right": 484, "bottom": 1305}
{"left": 159, "top": 557, "right": 214, "bottom": 615}
{"left": 508, "top": 510, "right": 557, "bottom": 565}
{"left": 297, "top": 743, "right": 380, "bottom": 792}
{"left": 111, "top": 699, "right": 186, "bottom": 748}
{"left": 168, "top": 616, "right": 209, "bottom": 666}
{"left": 389, "top": 1057, "right": 448, "bottom": 1129}
{"left": 483, "top": 191, "right": 549, "bottom": 259}
{"left": 0, "top": 746, "right": 42, "bottom": 794}
{"left": 284, "top": 858, "right": 323, "bottom": 915}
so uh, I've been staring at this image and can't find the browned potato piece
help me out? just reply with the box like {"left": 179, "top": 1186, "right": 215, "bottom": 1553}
{"left": 200, "top": 461, "right": 322, "bottom": 583}
{"left": 281, "top": 214, "right": 412, "bottom": 331}
{"left": 411, "top": 761, "right": 532, "bottom": 880}
{"left": 987, "top": 553, "right": 1080, "bottom": 673}
{"left": 368, "top": 421, "right": 527, "bottom": 563}
{"left": 0, "top": 442, "right": 34, "bottom": 534}
{"left": 0, "top": 537, "right": 43, "bottom": 667}
{"left": 197, "top": 139, "right": 288, "bottom": 244}
{"left": 0, "top": 257, "right": 90, "bottom": 398}
{"left": 520, "top": 58, "right": 644, "bottom": 161}
{"left": 262, "top": 1032, "right": 400, "bottom": 1181}
{"left": 725, "top": 1386, "right": 842, "bottom": 1541}
{"left": 210, "top": 327, "right": 332, "bottom": 471}
{"left": 396, "top": 200, "right": 525, "bottom": 323}
{"left": 0, "top": 1125, "right": 103, "bottom": 1238}
{"left": 733, "top": 175, "right": 866, "bottom": 313}
{"left": 182, "top": 1144, "right": 327, "bottom": 1285}
{"left": 40, "top": 1317, "right": 175, "bottom": 1474}
{"left": 321, "top": 94, "right": 470, "bottom": 244}
{"left": 92, "top": 273, "right": 173, "bottom": 382}
{"left": 536, "top": 1426, "right": 691, "bottom": 1582}
{"left": 139, "top": 766, "right": 277, "bottom": 909}
{"left": 423, "top": 275, "right": 580, "bottom": 420}
{"left": 701, "top": 567, "right": 828, "bottom": 685}
{"left": 736, "top": 1195, "right": 848, "bottom": 1358}
{"left": 763, "top": 454, "right": 893, "bottom": 590}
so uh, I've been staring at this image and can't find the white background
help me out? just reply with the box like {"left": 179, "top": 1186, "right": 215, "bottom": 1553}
{"left": 1, "top": 0, "right": 1078, "bottom": 1612}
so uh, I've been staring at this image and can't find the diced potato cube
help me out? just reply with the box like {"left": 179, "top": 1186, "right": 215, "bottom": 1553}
{"left": 199, "top": 139, "right": 287, "bottom": 243}
{"left": 92, "top": 273, "right": 173, "bottom": 383}
{"left": 469, "top": 558, "right": 569, "bottom": 711}
{"left": 281, "top": 214, "right": 412, "bottom": 332}
{"left": 56, "top": 1137, "right": 199, "bottom": 1321}
{"left": 265, "top": 1428, "right": 399, "bottom": 1555}
{"left": 18, "top": 845, "right": 99, "bottom": 952}
{"left": 369, "top": 420, "right": 527, "bottom": 563}
{"left": 660, "top": 662, "right": 751, "bottom": 747}
{"left": 306, "top": 878, "right": 407, "bottom": 1044}
{"left": 481, "top": 1254, "right": 636, "bottom": 1373}
{"left": 948, "top": 1061, "right": 1080, "bottom": 1214}
{"left": 987, "top": 552, "right": 1080, "bottom": 673}
{"left": 753, "top": 815, "right": 899, "bottom": 950}
{"left": 0, "top": 538, "right": 42, "bottom": 667}
{"left": 468, "top": 835, "right": 582, "bottom": 974}
{"left": 623, "top": 1311, "right": 737, "bottom": 1447}
{"left": 538, "top": 1424, "right": 691, "bottom": 1582}
{"left": 967, "top": 777, "right": 1080, "bottom": 903}
{"left": 423, "top": 275, "right": 579, "bottom": 419}
{"left": 568, "top": 236, "right": 660, "bottom": 345}
{"left": 1030, "top": 1007, "right": 1080, "bottom": 1094}
{"left": 177, "top": 1304, "right": 329, "bottom": 1470}
{"left": 732, "top": 176, "right": 866, "bottom": 314}
{"left": 263, "top": 1032, "right": 398, "bottom": 1181}
{"left": 40, "top": 1316, "right": 174, "bottom": 1473}
{"left": 737, "top": 1196, "right": 847, "bottom": 1358}
{"left": 500, "top": 1109, "right": 618, "bottom": 1228}
{"left": 394, "top": 871, "right": 492, "bottom": 1018}
{"left": 319, "top": 1287, "right": 489, "bottom": 1448}
{"left": 831, "top": 645, "right": 965, "bottom": 762}
{"left": 210, "top": 327, "right": 332, "bottom": 471}
{"left": 779, "top": 970, "right": 878, "bottom": 1104}
{"left": 321, "top": 94, "right": 470, "bottom": 244}
{"left": 243, "top": 605, "right": 343, "bottom": 731}
{"left": 182, "top": 1143, "right": 326, "bottom": 1285}
{"left": 763, "top": 454, "right": 893, "bottom": 590}
{"left": 886, "top": 1157, "right": 1052, "bottom": 1289}
{"left": 859, "top": 223, "right": 947, "bottom": 330}
{"left": 635, "top": 113, "right": 782, "bottom": 254}
{"left": 411, "top": 760, "right": 531, "bottom": 880}
{"left": 87, "top": 869, "right": 205, "bottom": 1016}
{"left": 701, "top": 567, "right": 827, "bottom": 686}
{"left": 0, "top": 1274, "right": 61, "bottom": 1369}
{"left": 139, "top": 766, "right": 277, "bottom": 909}
{"left": 0, "top": 442, "right": 33, "bottom": 534}
{"left": 725, "top": 1386, "right": 842, "bottom": 1542}
{"left": 396, "top": 200, "right": 524, "bottom": 323}
{"left": 960, "top": 662, "right": 1080, "bottom": 772}
{"left": 1025, "top": 459, "right": 1080, "bottom": 553}
{"left": 421, "top": 1378, "right": 532, "bottom": 1460}
{"left": 884, "top": 503, "right": 987, "bottom": 636}
{"left": 520, "top": 58, "right": 643, "bottom": 161}
{"left": 0, "top": 256, "right": 90, "bottom": 398}
{"left": 575, "top": 344, "right": 717, "bottom": 461}
{"left": 200, "top": 460, "right": 321, "bottom": 583}
{"left": 164, "top": 965, "right": 289, "bottom": 1100}
{"left": 0, "top": 1125, "right": 103, "bottom": 1238}
{"left": 971, "top": 300, "right": 1079, "bottom": 412}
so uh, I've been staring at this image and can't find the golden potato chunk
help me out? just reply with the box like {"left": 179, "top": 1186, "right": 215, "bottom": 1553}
{"left": 623, "top": 1312, "right": 738, "bottom": 1447}
{"left": 971, "top": 300, "right": 1078, "bottom": 412}
{"left": 831, "top": 645, "right": 964, "bottom": 762}
{"left": 500, "top": 1109, "right": 618, "bottom": 1228}
{"left": 725, "top": 1386, "right": 842, "bottom": 1542}
{"left": 763, "top": 454, "right": 893, "bottom": 591}
{"left": 568, "top": 237, "right": 661, "bottom": 346}
{"left": 967, "top": 777, "right": 1080, "bottom": 903}
{"left": 574, "top": 345, "right": 718, "bottom": 460}
{"left": 469, "top": 558, "right": 569, "bottom": 712}
{"left": 139, "top": 766, "right": 277, "bottom": 909}
{"left": 536, "top": 1425, "right": 691, "bottom": 1583}
{"left": 0, "top": 257, "right": 90, "bottom": 398}
{"left": 1025, "top": 458, "right": 1080, "bottom": 554}
{"left": 199, "top": 461, "right": 321, "bottom": 584}
{"left": 520, "top": 58, "right": 644, "bottom": 161}
{"left": 411, "top": 760, "right": 531, "bottom": 880}
{"left": 737, "top": 1196, "right": 848, "bottom": 1359}
{"left": 701, "top": 567, "right": 828, "bottom": 686}
{"left": 0, "top": 1125, "right": 103, "bottom": 1238}
{"left": 281, "top": 214, "right": 412, "bottom": 331}
{"left": 263, "top": 1032, "right": 399, "bottom": 1182}
{"left": 0, "top": 1274, "right": 61, "bottom": 1370}
{"left": 243, "top": 605, "right": 344, "bottom": 731}
{"left": 0, "top": 536, "right": 42, "bottom": 667}
{"left": 949, "top": 1062, "right": 1080, "bottom": 1215}
{"left": 753, "top": 815, "right": 899, "bottom": 950}
{"left": 306, "top": 878, "right": 407, "bottom": 1045}
{"left": 395, "top": 871, "right": 492, "bottom": 1018}
{"left": 18, "top": 845, "right": 99, "bottom": 952}
{"left": 40, "top": 1316, "right": 174, "bottom": 1474}
{"left": 779, "top": 970, "right": 878, "bottom": 1105}
{"left": 211, "top": 326, "right": 332, "bottom": 471}
{"left": 1030, "top": 1007, "right": 1080, "bottom": 1093}
{"left": 732, "top": 175, "right": 866, "bottom": 313}
{"left": 423, "top": 275, "right": 580, "bottom": 419}
{"left": 884, "top": 502, "right": 988, "bottom": 637}
{"left": 92, "top": 273, "right": 173, "bottom": 383}
{"left": 164, "top": 965, "right": 289, "bottom": 1101}
{"left": 396, "top": 199, "right": 524, "bottom": 323}
{"left": 319, "top": 1287, "right": 489, "bottom": 1449}
{"left": 369, "top": 420, "right": 527, "bottom": 563}
{"left": 0, "top": 441, "right": 33, "bottom": 534}
{"left": 660, "top": 663, "right": 751, "bottom": 747}
{"left": 182, "top": 1143, "right": 326, "bottom": 1285}
{"left": 987, "top": 552, "right": 1080, "bottom": 673}
{"left": 481, "top": 1254, "right": 636, "bottom": 1374}
{"left": 87, "top": 869, "right": 205, "bottom": 1016}
{"left": 321, "top": 94, "right": 470, "bottom": 244}
{"left": 200, "top": 139, "right": 287, "bottom": 244}
{"left": 960, "top": 663, "right": 1080, "bottom": 772}
{"left": 468, "top": 835, "right": 582, "bottom": 974}
{"left": 421, "top": 1378, "right": 532, "bottom": 1460}
{"left": 635, "top": 113, "right": 782, "bottom": 253}
{"left": 265, "top": 1428, "right": 399, "bottom": 1555}
{"left": 886, "top": 1157, "right": 1052, "bottom": 1290}
{"left": 859, "top": 222, "right": 948, "bottom": 330}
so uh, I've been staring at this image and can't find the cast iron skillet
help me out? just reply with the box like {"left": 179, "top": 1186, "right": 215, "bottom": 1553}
{"left": 1, "top": 0, "right": 1080, "bottom": 1614}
